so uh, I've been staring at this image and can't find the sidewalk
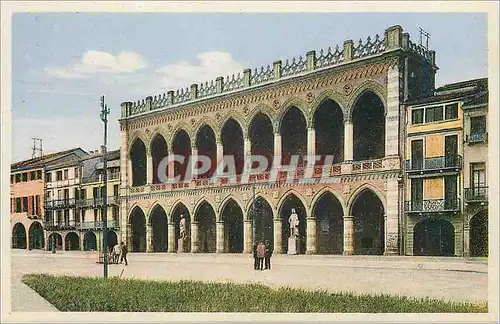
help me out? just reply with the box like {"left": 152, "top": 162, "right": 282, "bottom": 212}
{"left": 10, "top": 277, "right": 58, "bottom": 312}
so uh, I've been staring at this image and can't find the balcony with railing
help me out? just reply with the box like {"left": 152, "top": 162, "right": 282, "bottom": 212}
{"left": 405, "top": 198, "right": 461, "bottom": 213}
{"left": 464, "top": 186, "right": 488, "bottom": 203}
{"left": 75, "top": 196, "right": 120, "bottom": 207}
{"left": 44, "top": 198, "right": 76, "bottom": 209}
{"left": 81, "top": 172, "right": 120, "bottom": 184}
{"left": 80, "top": 220, "right": 120, "bottom": 230}
{"left": 405, "top": 155, "right": 462, "bottom": 174}
{"left": 43, "top": 219, "right": 80, "bottom": 230}
{"left": 466, "top": 132, "right": 487, "bottom": 145}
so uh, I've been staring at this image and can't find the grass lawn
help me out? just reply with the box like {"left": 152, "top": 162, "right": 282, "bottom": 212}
{"left": 22, "top": 274, "right": 487, "bottom": 313}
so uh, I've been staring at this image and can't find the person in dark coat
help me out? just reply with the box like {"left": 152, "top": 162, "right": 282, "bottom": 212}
{"left": 256, "top": 241, "right": 266, "bottom": 271}
{"left": 253, "top": 242, "right": 259, "bottom": 270}
{"left": 120, "top": 242, "right": 128, "bottom": 266}
{"left": 264, "top": 240, "right": 273, "bottom": 270}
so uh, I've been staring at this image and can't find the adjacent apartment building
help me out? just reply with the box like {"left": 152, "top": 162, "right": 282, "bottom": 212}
{"left": 404, "top": 78, "right": 488, "bottom": 257}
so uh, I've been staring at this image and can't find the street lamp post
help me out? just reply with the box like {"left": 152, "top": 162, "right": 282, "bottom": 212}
{"left": 252, "top": 177, "right": 257, "bottom": 244}
{"left": 100, "top": 95, "right": 110, "bottom": 279}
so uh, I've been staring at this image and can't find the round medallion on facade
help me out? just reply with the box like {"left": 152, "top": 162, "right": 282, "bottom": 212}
{"left": 167, "top": 124, "right": 172, "bottom": 132}
{"left": 145, "top": 128, "right": 150, "bottom": 135}
{"left": 216, "top": 113, "right": 221, "bottom": 121}
{"left": 273, "top": 99, "right": 280, "bottom": 110}
{"left": 243, "top": 106, "right": 249, "bottom": 115}
{"left": 191, "top": 118, "right": 196, "bottom": 126}
{"left": 306, "top": 92, "right": 314, "bottom": 103}
{"left": 343, "top": 84, "right": 353, "bottom": 95}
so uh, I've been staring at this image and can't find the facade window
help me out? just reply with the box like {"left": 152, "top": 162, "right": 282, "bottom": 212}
{"left": 15, "top": 173, "right": 21, "bottom": 182}
{"left": 411, "top": 178, "right": 423, "bottom": 210}
{"left": 74, "top": 167, "right": 79, "bottom": 179}
{"left": 22, "top": 172, "right": 28, "bottom": 182}
{"left": 63, "top": 169, "right": 68, "bottom": 180}
{"left": 10, "top": 174, "right": 13, "bottom": 184}
{"left": 113, "top": 184, "right": 119, "bottom": 196}
{"left": 45, "top": 172, "right": 52, "bottom": 182}
{"left": 22, "top": 197, "right": 28, "bottom": 212}
{"left": 93, "top": 187, "right": 100, "bottom": 198}
{"left": 445, "top": 103, "right": 458, "bottom": 120}
{"left": 56, "top": 171, "right": 63, "bottom": 181}
{"left": 75, "top": 209, "right": 81, "bottom": 223}
{"left": 112, "top": 206, "right": 119, "bottom": 221}
{"left": 81, "top": 188, "right": 87, "bottom": 199}
{"left": 36, "top": 170, "right": 42, "bottom": 180}
{"left": 412, "top": 108, "right": 424, "bottom": 125}
{"left": 470, "top": 116, "right": 487, "bottom": 142}
{"left": 57, "top": 210, "right": 63, "bottom": 224}
{"left": 94, "top": 209, "right": 99, "bottom": 222}
{"left": 82, "top": 209, "right": 86, "bottom": 223}
{"left": 35, "top": 195, "right": 41, "bottom": 216}
{"left": 30, "top": 171, "right": 36, "bottom": 181}
{"left": 15, "top": 197, "right": 22, "bottom": 213}
{"left": 64, "top": 209, "right": 70, "bottom": 225}
{"left": 425, "top": 106, "right": 443, "bottom": 123}
{"left": 471, "top": 163, "right": 486, "bottom": 188}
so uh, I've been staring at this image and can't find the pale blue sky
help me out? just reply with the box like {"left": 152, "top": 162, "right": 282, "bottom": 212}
{"left": 12, "top": 12, "right": 488, "bottom": 162}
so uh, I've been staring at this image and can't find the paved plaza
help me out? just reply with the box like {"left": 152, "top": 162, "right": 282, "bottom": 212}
{"left": 10, "top": 249, "right": 488, "bottom": 312}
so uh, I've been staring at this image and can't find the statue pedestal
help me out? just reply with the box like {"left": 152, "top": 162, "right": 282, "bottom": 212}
{"left": 287, "top": 237, "right": 298, "bottom": 255}
{"left": 177, "top": 239, "right": 184, "bottom": 253}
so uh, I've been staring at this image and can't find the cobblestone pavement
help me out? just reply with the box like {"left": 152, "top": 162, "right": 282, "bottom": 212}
{"left": 10, "top": 249, "right": 488, "bottom": 312}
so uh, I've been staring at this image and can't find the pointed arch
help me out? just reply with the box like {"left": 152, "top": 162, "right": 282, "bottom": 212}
{"left": 310, "top": 89, "right": 348, "bottom": 126}
{"left": 193, "top": 198, "right": 216, "bottom": 221}
{"left": 169, "top": 199, "right": 190, "bottom": 221}
{"left": 148, "top": 129, "right": 169, "bottom": 151}
{"left": 170, "top": 122, "right": 193, "bottom": 149}
{"left": 245, "top": 192, "right": 275, "bottom": 217}
{"left": 218, "top": 195, "right": 244, "bottom": 221}
{"left": 248, "top": 104, "right": 278, "bottom": 133}
{"left": 128, "top": 204, "right": 146, "bottom": 224}
{"left": 194, "top": 118, "right": 219, "bottom": 143}
{"left": 310, "top": 187, "right": 347, "bottom": 217}
{"left": 128, "top": 133, "right": 148, "bottom": 156}
{"left": 219, "top": 113, "right": 247, "bottom": 138}
{"left": 346, "top": 80, "right": 387, "bottom": 121}
{"left": 277, "top": 189, "right": 310, "bottom": 213}
{"left": 347, "top": 183, "right": 386, "bottom": 215}
{"left": 147, "top": 201, "right": 168, "bottom": 224}
{"left": 277, "top": 97, "right": 310, "bottom": 130}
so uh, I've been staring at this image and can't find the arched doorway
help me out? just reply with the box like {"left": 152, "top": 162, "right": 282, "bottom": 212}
{"left": 195, "top": 201, "right": 216, "bottom": 253}
{"left": 248, "top": 196, "right": 274, "bottom": 248}
{"left": 151, "top": 134, "right": 168, "bottom": 184}
{"left": 172, "top": 129, "right": 192, "bottom": 182}
{"left": 48, "top": 232, "right": 63, "bottom": 250}
{"left": 83, "top": 231, "right": 97, "bottom": 251}
{"left": 130, "top": 138, "right": 147, "bottom": 186}
{"left": 470, "top": 210, "right": 488, "bottom": 257}
{"left": 249, "top": 112, "right": 274, "bottom": 171}
{"left": 221, "top": 118, "right": 244, "bottom": 176}
{"left": 279, "top": 194, "right": 307, "bottom": 254}
{"left": 314, "top": 99, "right": 344, "bottom": 164}
{"left": 130, "top": 206, "right": 146, "bottom": 252}
{"left": 312, "top": 191, "right": 344, "bottom": 254}
{"left": 150, "top": 205, "right": 168, "bottom": 252}
{"left": 280, "top": 107, "right": 307, "bottom": 166}
{"left": 107, "top": 230, "right": 118, "bottom": 250}
{"left": 28, "top": 222, "right": 44, "bottom": 250}
{"left": 352, "top": 92, "right": 385, "bottom": 161}
{"left": 413, "top": 219, "right": 455, "bottom": 256}
{"left": 172, "top": 202, "right": 191, "bottom": 252}
{"left": 65, "top": 232, "right": 80, "bottom": 250}
{"left": 12, "top": 223, "right": 27, "bottom": 249}
{"left": 351, "top": 189, "right": 385, "bottom": 255}
{"left": 221, "top": 199, "right": 244, "bottom": 253}
{"left": 196, "top": 125, "right": 217, "bottom": 179}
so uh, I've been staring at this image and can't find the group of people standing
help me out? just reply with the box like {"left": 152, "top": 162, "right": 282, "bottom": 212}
{"left": 253, "top": 240, "right": 273, "bottom": 271}
{"left": 108, "top": 242, "right": 128, "bottom": 265}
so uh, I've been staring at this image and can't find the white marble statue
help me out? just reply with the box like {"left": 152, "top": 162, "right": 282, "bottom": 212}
{"left": 288, "top": 208, "right": 299, "bottom": 238}
{"left": 179, "top": 214, "right": 187, "bottom": 240}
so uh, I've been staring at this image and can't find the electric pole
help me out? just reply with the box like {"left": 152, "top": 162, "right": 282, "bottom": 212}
{"left": 100, "top": 95, "right": 110, "bottom": 278}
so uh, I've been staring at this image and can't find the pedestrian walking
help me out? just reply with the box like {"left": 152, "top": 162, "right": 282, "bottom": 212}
{"left": 253, "top": 242, "right": 259, "bottom": 270}
{"left": 264, "top": 240, "right": 273, "bottom": 270}
{"left": 112, "top": 243, "right": 121, "bottom": 264}
{"left": 256, "top": 241, "right": 266, "bottom": 271}
{"left": 120, "top": 242, "right": 128, "bottom": 266}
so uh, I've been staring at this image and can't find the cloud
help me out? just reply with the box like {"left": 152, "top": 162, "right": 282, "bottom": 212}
{"left": 154, "top": 51, "right": 246, "bottom": 91}
{"left": 46, "top": 50, "right": 148, "bottom": 79}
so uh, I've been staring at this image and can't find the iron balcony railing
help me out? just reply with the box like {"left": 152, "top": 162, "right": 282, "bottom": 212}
{"left": 43, "top": 219, "right": 80, "bottom": 230}
{"left": 80, "top": 220, "right": 120, "bottom": 229}
{"left": 75, "top": 196, "right": 120, "bottom": 207}
{"left": 405, "top": 198, "right": 460, "bottom": 213}
{"left": 405, "top": 155, "right": 462, "bottom": 172}
{"left": 464, "top": 186, "right": 488, "bottom": 202}
{"left": 44, "top": 198, "right": 76, "bottom": 209}
{"left": 81, "top": 172, "right": 120, "bottom": 183}
{"left": 466, "top": 132, "right": 487, "bottom": 144}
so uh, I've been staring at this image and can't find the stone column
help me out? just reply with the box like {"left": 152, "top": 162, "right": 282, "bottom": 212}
{"left": 343, "top": 216, "right": 354, "bottom": 255}
{"left": 127, "top": 160, "right": 133, "bottom": 187}
{"left": 463, "top": 225, "right": 470, "bottom": 257}
{"left": 306, "top": 217, "right": 317, "bottom": 254}
{"left": 216, "top": 221, "right": 225, "bottom": 253}
{"left": 216, "top": 141, "right": 224, "bottom": 176}
{"left": 126, "top": 224, "right": 132, "bottom": 252}
{"left": 168, "top": 222, "right": 176, "bottom": 253}
{"left": 146, "top": 154, "right": 153, "bottom": 184}
{"left": 454, "top": 224, "right": 463, "bottom": 257}
{"left": 244, "top": 137, "right": 251, "bottom": 157}
{"left": 273, "top": 218, "right": 283, "bottom": 254}
{"left": 167, "top": 151, "right": 175, "bottom": 181}
{"left": 146, "top": 224, "right": 153, "bottom": 253}
{"left": 243, "top": 220, "right": 253, "bottom": 253}
{"left": 26, "top": 231, "right": 30, "bottom": 250}
{"left": 190, "top": 147, "right": 198, "bottom": 181}
{"left": 274, "top": 133, "right": 282, "bottom": 161}
{"left": 385, "top": 60, "right": 401, "bottom": 157}
{"left": 190, "top": 222, "right": 199, "bottom": 253}
{"left": 344, "top": 121, "right": 353, "bottom": 161}
{"left": 79, "top": 232, "right": 85, "bottom": 251}
{"left": 384, "top": 179, "right": 399, "bottom": 255}
{"left": 307, "top": 128, "right": 315, "bottom": 158}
